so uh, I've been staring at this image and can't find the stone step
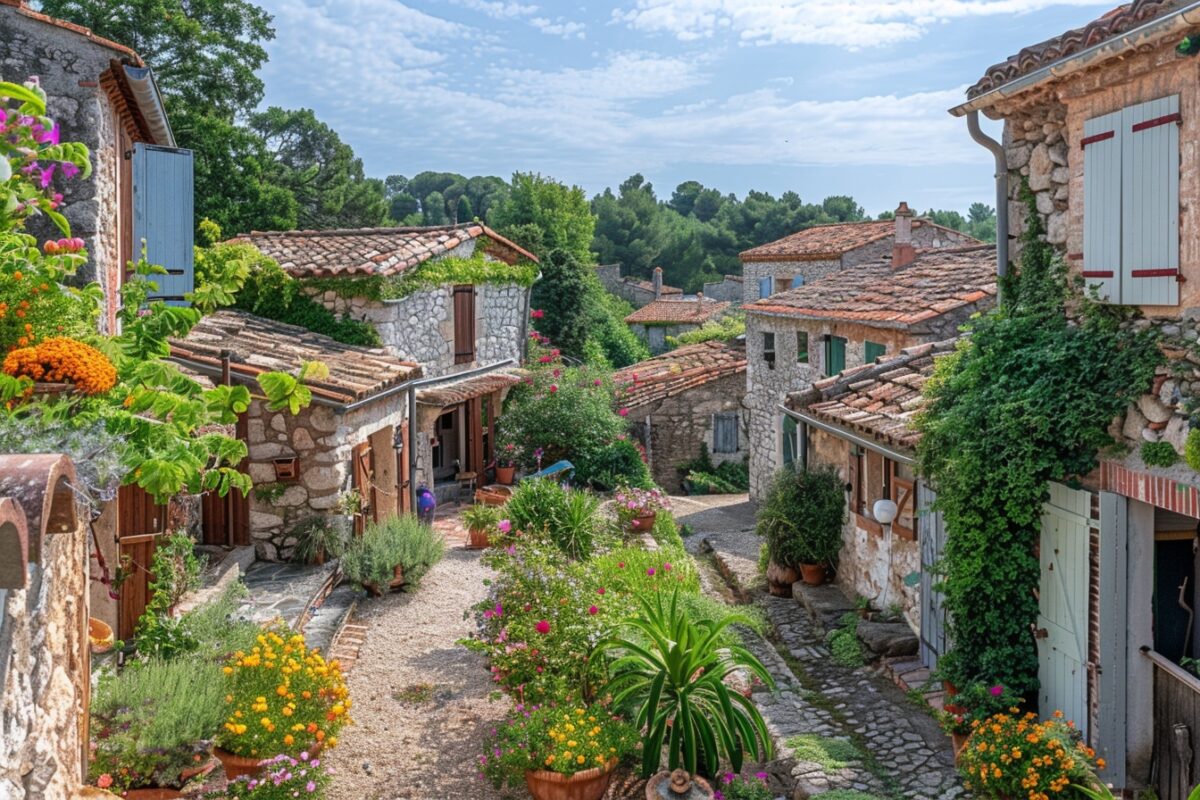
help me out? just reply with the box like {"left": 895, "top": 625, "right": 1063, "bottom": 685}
{"left": 176, "top": 545, "right": 257, "bottom": 615}
{"left": 791, "top": 581, "right": 858, "bottom": 629}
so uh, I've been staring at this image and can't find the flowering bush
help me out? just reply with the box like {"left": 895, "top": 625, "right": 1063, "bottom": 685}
{"left": 958, "top": 709, "right": 1105, "bottom": 799}
{"left": 3, "top": 336, "right": 116, "bottom": 393}
{"left": 938, "top": 683, "right": 1023, "bottom": 736}
{"left": 217, "top": 630, "right": 351, "bottom": 759}
{"left": 715, "top": 772, "right": 773, "bottom": 800}
{"left": 222, "top": 751, "right": 329, "bottom": 799}
{"left": 479, "top": 701, "right": 636, "bottom": 788}
{"left": 613, "top": 486, "right": 670, "bottom": 526}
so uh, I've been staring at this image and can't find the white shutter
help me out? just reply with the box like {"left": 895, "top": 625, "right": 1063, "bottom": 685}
{"left": 1121, "top": 95, "right": 1180, "bottom": 306}
{"left": 1082, "top": 108, "right": 1123, "bottom": 303}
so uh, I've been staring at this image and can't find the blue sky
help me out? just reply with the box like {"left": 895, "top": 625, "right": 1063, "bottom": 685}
{"left": 255, "top": 0, "right": 1114, "bottom": 217}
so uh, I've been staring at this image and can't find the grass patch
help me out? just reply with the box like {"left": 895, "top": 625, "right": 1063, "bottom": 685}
{"left": 826, "top": 612, "right": 864, "bottom": 668}
{"left": 392, "top": 683, "right": 436, "bottom": 704}
{"left": 785, "top": 734, "right": 864, "bottom": 771}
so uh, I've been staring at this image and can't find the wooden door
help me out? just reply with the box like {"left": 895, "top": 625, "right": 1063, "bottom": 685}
{"left": 466, "top": 397, "right": 485, "bottom": 477}
{"left": 398, "top": 424, "right": 412, "bottom": 513}
{"left": 1038, "top": 482, "right": 1091, "bottom": 736}
{"left": 117, "top": 484, "right": 167, "bottom": 640}
{"left": 918, "top": 484, "right": 949, "bottom": 670}
{"left": 368, "top": 425, "right": 399, "bottom": 523}
{"left": 352, "top": 441, "right": 372, "bottom": 535}
{"left": 200, "top": 414, "right": 249, "bottom": 546}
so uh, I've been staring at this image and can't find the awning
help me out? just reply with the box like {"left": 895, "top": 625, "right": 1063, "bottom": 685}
{"left": 416, "top": 370, "right": 523, "bottom": 408}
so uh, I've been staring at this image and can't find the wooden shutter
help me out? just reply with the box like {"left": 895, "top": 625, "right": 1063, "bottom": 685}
{"left": 791, "top": 275, "right": 805, "bottom": 289}
{"left": 1083, "top": 107, "right": 1123, "bottom": 302}
{"left": 864, "top": 341, "right": 887, "bottom": 363}
{"left": 398, "top": 424, "right": 412, "bottom": 513}
{"left": 797, "top": 331, "right": 809, "bottom": 363}
{"left": 132, "top": 143, "right": 195, "bottom": 305}
{"left": 453, "top": 285, "right": 476, "bottom": 364}
{"left": 824, "top": 335, "right": 846, "bottom": 376}
{"left": 713, "top": 413, "right": 738, "bottom": 454}
{"left": 758, "top": 277, "right": 771, "bottom": 299}
{"left": 848, "top": 447, "right": 862, "bottom": 514}
{"left": 1121, "top": 95, "right": 1180, "bottom": 306}
{"left": 351, "top": 441, "right": 372, "bottom": 535}
{"left": 467, "top": 396, "right": 485, "bottom": 476}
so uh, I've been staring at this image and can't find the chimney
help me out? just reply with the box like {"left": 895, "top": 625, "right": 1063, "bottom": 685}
{"left": 652, "top": 267, "right": 663, "bottom": 299}
{"left": 892, "top": 201, "right": 915, "bottom": 270}
{"left": 695, "top": 291, "right": 704, "bottom": 315}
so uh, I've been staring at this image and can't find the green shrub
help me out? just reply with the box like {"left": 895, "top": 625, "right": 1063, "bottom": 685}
{"left": 503, "top": 479, "right": 603, "bottom": 559}
{"left": 1141, "top": 440, "right": 1179, "bottom": 468}
{"left": 341, "top": 514, "right": 444, "bottom": 590}
{"left": 1186, "top": 428, "right": 1200, "bottom": 471}
{"left": 666, "top": 313, "right": 745, "bottom": 348}
{"left": 135, "top": 531, "right": 203, "bottom": 659}
{"left": 290, "top": 515, "right": 350, "bottom": 564}
{"left": 756, "top": 467, "right": 845, "bottom": 568}
{"left": 177, "top": 582, "right": 261, "bottom": 664}
{"left": 575, "top": 438, "right": 653, "bottom": 490}
{"left": 784, "top": 734, "right": 864, "bottom": 772}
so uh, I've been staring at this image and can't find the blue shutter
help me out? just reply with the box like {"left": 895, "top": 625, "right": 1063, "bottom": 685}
{"left": 133, "top": 143, "right": 194, "bottom": 305}
{"left": 713, "top": 413, "right": 738, "bottom": 454}
{"left": 1083, "top": 107, "right": 1123, "bottom": 303}
{"left": 1121, "top": 95, "right": 1179, "bottom": 306}
{"left": 791, "top": 275, "right": 805, "bottom": 288}
{"left": 758, "top": 277, "right": 771, "bottom": 299}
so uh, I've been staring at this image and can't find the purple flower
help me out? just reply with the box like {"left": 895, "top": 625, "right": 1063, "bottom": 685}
{"left": 60, "top": 161, "right": 79, "bottom": 179}
{"left": 37, "top": 163, "right": 55, "bottom": 188}
{"left": 498, "top": 519, "right": 512, "bottom": 534}
{"left": 307, "top": 781, "right": 317, "bottom": 792}
{"left": 723, "top": 773, "right": 734, "bottom": 784}
{"left": 990, "top": 685, "right": 1003, "bottom": 697}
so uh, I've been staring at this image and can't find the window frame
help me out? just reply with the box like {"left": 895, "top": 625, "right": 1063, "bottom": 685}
{"left": 797, "top": 331, "right": 809, "bottom": 364}
{"left": 712, "top": 412, "right": 739, "bottom": 454}
{"left": 763, "top": 331, "right": 776, "bottom": 370}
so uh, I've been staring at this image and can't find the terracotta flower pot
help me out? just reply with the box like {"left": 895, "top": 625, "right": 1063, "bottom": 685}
{"left": 88, "top": 617, "right": 114, "bottom": 654}
{"left": 799, "top": 562, "right": 827, "bottom": 585}
{"left": 365, "top": 564, "right": 406, "bottom": 597}
{"left": 525, "top": 760, "right": 617, "bottom": 800}
{"left": 466, "top": 527, "right": 490, "bottom": 549}
{"left": 123, "top": 789, "right": 183, "bottom": 800}
{"left": 496, "top": 466, "right": 515, "bottom": 485}
{"left": 629, "top": 511, "right": 657, "bottom": 532}
{"left": 214, "top": 747, "right": 265, "bottom": 780}
{"left": 766, "top": 561, "right": 800, "bottom": 597}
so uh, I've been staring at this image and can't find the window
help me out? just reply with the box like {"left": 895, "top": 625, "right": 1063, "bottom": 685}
{"left": 849, "top": 452, "right": 916, "bottom": 540}
{"left": 132, "top": 144, "right": 195, "bottom": 305}
{"left": 864, "top": 341, "right": 887, "bottom": 363}
{"left": 648, "top": 326, "right": 666, "bottom": 351}
{"left": 797, "top": 331, "right": 809, "bottom": 364}
{"left": 758, "top": 276, "right": 772, "bottom": 299}
{"left": 775, "top": 276, "right": 792, "bottom": 294}
{"left": 824, "top": 335, "right": 846, "bottom": 376}
{"left": 1082, "top": 94, "right": 1180, "bottom": 305}
{"left": 782, "top": 414, "right": 798, "bottom": 467}
{"left": 763, "top": 332, "right": 776, "bottom": 369}
{"left": 453, "top": 284, "right": 476, "bottom": 364}
{"left": 713, "top": 413, "right": 738, "bottom": 454}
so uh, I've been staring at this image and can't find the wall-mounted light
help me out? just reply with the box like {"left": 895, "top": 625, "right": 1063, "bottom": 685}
{"left": 873, "top": 498, "right": 898, "bottom": 529}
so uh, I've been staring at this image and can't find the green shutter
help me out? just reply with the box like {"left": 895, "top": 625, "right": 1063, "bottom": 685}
{"left": 864, "top": 341, "right": 887, "bottom": 363}
{"left": 824, "top": 336, "right": 846, "bottom": 376}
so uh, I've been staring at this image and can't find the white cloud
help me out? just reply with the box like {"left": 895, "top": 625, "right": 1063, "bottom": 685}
{"left": 530, "top": 16, "right": 588, "bottom": 38}
{"left": 449, "top": 0, "right": 539, "bottom": 18}
{"left": 613, "top": 0, "right": 1112, "bottom": 48}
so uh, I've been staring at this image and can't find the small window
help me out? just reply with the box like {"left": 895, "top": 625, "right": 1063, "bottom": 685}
{"left": 453, "top": 284, "right": 476, "bottom": 364}
{"left": 775, "top": 276, "right": 792, "bottom": 294}
{"left": 758, "top": 276, "right": 772, "bottom": 299}
{"left": 865, "top": 341, "right": 887, "bottom": 363}
{"left": 713, "top": 413, "right": 738, "bottom": 454}
{"left": 763, "top": 332, "right": 776, "bottom": 369}
{"left": 797, "top": 331, "right": 809, "bottom": 364}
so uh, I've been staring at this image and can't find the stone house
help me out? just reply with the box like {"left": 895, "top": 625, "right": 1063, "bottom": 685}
{"left": 613, "top": 340, "right": 748, "bottom": 492}
{"left": 702, "top": 274, "right": 744, "bottom": 303}
{"left": 949, "top": 1, "right": 1200, "bottom": 793}
{"left": 623, "top": 295, "right": 731, "bottom": 354}
{"left": 743, "top": 240, "right": 997, "bottom": 498}
{"left": 230, "top": 223, "right": 534, "bottom": 507}
{"left": 0, "top": 0, "right": 194, "bottom": 331}
{"left": 596, "top": 264, "right": 682, "bottom": 308}
{"left": 739, "top": 207, "right": 979, "bottom": 305}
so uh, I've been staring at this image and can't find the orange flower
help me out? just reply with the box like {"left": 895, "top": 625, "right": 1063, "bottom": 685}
{"left": 2, "top": 337, "right": 117, "bottom": 395}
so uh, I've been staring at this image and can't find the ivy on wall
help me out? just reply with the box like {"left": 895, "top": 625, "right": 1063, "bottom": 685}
{"left": 916, "top": 181, "right": 1161, "bottom": 696}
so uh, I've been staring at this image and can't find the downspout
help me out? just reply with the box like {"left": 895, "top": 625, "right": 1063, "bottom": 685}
{"left": 966, "top": 109, "right": 1009, "bottom": 305}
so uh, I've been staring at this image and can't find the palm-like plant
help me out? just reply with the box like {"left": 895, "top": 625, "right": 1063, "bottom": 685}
{"left": 593, "top": 589, "right": 775, "bottom": 778}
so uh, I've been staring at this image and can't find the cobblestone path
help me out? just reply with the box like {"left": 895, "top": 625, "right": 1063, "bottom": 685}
{"left": 673, "top": 494, "right": 967, "bottom": 800}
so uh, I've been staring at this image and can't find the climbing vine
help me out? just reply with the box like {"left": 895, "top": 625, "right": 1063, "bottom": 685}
{"left": 916, "top": 181, "right": 1161, "bottom": 696}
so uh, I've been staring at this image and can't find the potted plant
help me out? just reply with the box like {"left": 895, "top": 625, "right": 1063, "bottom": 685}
{"left": 755, "top": 467, "right": 845, "bottom": 587}
{"left": 593, "top": 588, "right": 775, "bottom": 778}
{"left": 938, "top": 682, "right": 1021, "bottom": 760}
{"left": 88, "top": 658, "right": 225, "bottom": 798}
{"left": 496, "top": 444, "right": 518, "bottom": 485}
{"left": 290, "top": 516, "right": 349, "bottom": 566}
{"left": 613, "top": 486, "right": 670, "bottom": 533}
{"left": 340, "top": 514, "right": 444, "bottom": 597}
{"left": 215, "top": 628, "right": 351, "bottom": 779}
{"left": 88, "top": 617, "right": 114, "bottom": 654}
{"left": 480, "top": 700, "right": 637, "bottom": 800}
{"left": 222, "top": 752, "right": 328, "bottom": 799}
{"left": 462, "top": 503, "right": 502, "bottom": 549}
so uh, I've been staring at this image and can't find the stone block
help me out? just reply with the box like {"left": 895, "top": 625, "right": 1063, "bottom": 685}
{"left": 278, "top": 485, "right": 309, "bottom": 507}
{"left": 857, "top": 621, "right": 919, "bottom": 658}
{"left": 304, "top": 465, "right": 342, "bottom": 492}
{"left": 292, "top": 427, "right": 314, "bottom": 450}
{"left": 793, "top": 582, "right": 857, "bottom": 628}
{"left": 1137, "top": 393, "right": 1173, "bottom": 424}
{"left": 1047, "top": 211, "right": 1067, "bottom": 244}
{"left": 1163, "top": 414, "right": 1189, "bottom": 453}
{"left": 1028, "top": 143, "right": 1052, "bottom": 191}
{"left": 1122, "top": 405, "right": 1149, "bottom": 440}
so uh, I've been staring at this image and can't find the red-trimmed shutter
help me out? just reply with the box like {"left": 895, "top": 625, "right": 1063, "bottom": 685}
{"left": 1082, "top": 107, "right": 1123, "bottom": 303}
{"left": 1121, "top": 95, "right": 1180, "bottom": 306}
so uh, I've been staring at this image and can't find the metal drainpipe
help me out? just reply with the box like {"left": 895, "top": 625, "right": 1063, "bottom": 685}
{"left": 408, "top": 385, "right": 418, "bottom": 511}
{"left": 966, "top": 110, "right": 1009, "bottom": 305}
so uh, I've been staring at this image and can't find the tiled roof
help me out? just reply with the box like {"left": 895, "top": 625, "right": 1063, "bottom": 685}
{"left": 624, "top": 277, "right": 682, "bottom": 295}
{"left": 1, "top": 0, "right": 142, "bottom": 61}
{"left": 787, "top": 339, "right": 960, "bottom": 451}
{"left": 739, "top": 219, "right": 970, "bottom": 262}
{"left": 416, "top": 370, "right": 523, "bottom": 408}
{"left": 967, "top": 0, "right": 1181, "bottom": 99}
{"left": 744, "top": 246, "right": 997, "bottom": 329}
{"left": 624, "top": 298, "right": 730, "bottom": 325}
{"left": 229, "top": 224, "right": 538, "bottom": 279}
{"left": 169, "top": 310, "right": 421, "bottom": 407}
{"left": 613, "top": 340, "right": 747, "bottom": 410}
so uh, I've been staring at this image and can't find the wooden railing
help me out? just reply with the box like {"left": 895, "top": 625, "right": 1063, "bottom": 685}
{"left": 1143, "top": 647, "right": 1200, "bottom": 800}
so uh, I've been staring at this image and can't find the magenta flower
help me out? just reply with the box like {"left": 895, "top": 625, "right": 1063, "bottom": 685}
{"left": 647, "top": 567, "right": 656, "bottom": 576}
{"left": 498, "top": 519, "right": 512, "bottom": 534}
{"left": 535, "top": 620, "right": 551, "bottom": 634}
{"left": 663, "top": 562, "right": 672, "bottom": 572}
{"left": 723, "top": 773, "right": 735, "bottom": 784}
{"left": 549, "top": 384, "right": 558, "bottom": 393}
{"left": 531, "top": 309, "right": 545, "bottom": 319}
{"left": 538, "top": 355, "right": 553, "bottom": 364}
{"left": 990, "top": 685, "right": 1004, "bottom": 697}
{"left": 593, "top": 379, "right": 602, "bottom": 386}
{"left": 597, "top": 587, "right": 606, "bottom": 595}
{"left": 552, "top": 368, "right": 561, "bottom": 377}
{"left": 588, "top": 605, "right": 598, "bottom": 615}
{"left": 755, "top": 772, "right": 769, "bottom": 781}
{"left": 618, "top": 408, "right": 629, "bottom": 417}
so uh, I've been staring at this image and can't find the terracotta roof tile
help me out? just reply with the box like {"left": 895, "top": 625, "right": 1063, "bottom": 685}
{"left": 229, "top": 224, "right": 537, "bottom": 279}
{"left": 967, "top": 0, "right": 1182, "bottom": 99}
{"left": 2, "top": 1, "right": 142, "bottom": 62}
{"left": 624, "top": 298, "right": 730, "bottom": 325}
{"left": 613, "top": 340, "right": 747, "bottom": 410}
{"left": 169, "top": 310, "right": 421, "bottom": 407}
{"left": 744, "top": 245, "right": 997, "bottom": 329}
{"left": 786, "top": 339, "right": 961, "bottom": 450}
{"left": 739, "top": 219, "right": 974, "bottom": 262}
{"left": 416, "top": 370, "right": 524, "bottom": 408}
{"left": 623, "top": 277, "right": 682, "bottom": 295}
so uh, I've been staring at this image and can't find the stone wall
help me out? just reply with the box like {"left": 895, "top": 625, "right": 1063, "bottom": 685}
{"left": 243, "top": 397, "right": 408, "bottom": 560}
{"left": 596, "top": 264, "right": 661, "bottom": 308}
{"left": 702, "top": 276, "right": 743, "bottom": 303}
{"left": 0, "top": 511, "right": 88, "bottom": 798}
{"left": 0, "top": 7, "right": 125, "bottom": 332}
{"left": 628, "top": 322, "right": 700, "bottom": 354}
{"left": 741, "top": 258, "right": 841, "bottom": 304}
{"left": 623, "top": 371, "right": 748, "bottom": 493}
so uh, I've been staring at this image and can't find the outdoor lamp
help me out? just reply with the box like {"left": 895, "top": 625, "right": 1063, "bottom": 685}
{"left": 873, "top": 498, "right": 899, "bottom": 528}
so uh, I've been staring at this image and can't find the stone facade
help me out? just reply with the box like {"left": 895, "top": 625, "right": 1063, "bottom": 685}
{"left": 701, "top": 275, "right": 744, "bottom": 303}
{"left": 595, "top": 264, "right": 679, "bottom": 308}
{"left": 627, "top": 321, "right": 701, "bottom": 354}
{"left": 624, "top": 371, "right": 748, "bottom": 493}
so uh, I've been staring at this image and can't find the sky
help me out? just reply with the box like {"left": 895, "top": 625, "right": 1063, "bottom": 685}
{"left": 255, "top": 0, "right": 1116, "bottom": 217}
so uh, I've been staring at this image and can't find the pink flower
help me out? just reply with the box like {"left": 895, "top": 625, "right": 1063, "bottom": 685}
{"left": 990, "top": 685, "right": 1004, "bottom": 697}
{"left": 549, "top": 384, "right": 558, "bottom": 393}
{"left": 498, "top": 519, "right": 512, "bottom": 533}
{"left": 647, "top": 567, "right": 656, "bottom": 576}
{"left": 618, "top": 562, "right": 625, "bottom": 569}
{"left": 97, "top": 775, "right": 113, "bottom": 789}
{"left": 723, "top": 773, "right": 735, "bottom": 784}
{"left": 618, "top": 408, "right": 629, "bottom": 417}
{"left": 538, "top": 355, "right": 553, "bottom": 364}
{"left": 552, "top": 368, "right": 561, "bottom": 377}
{"left": 593, "top": 379, "right": 602, "bottom": 386}
{"left": 535, "top": 620, "right": 551, "bottom": 634}
{"left": 588, "top": 605, "right": 598, "bottom": 615}
{"left": 663, "top": 563, "right": 672, "bottom": 572}
{"left": 755, "top": 772, "right": 769, "bottom": 782}
{"left": 597, "top": 587, "right": 606, "bottom": 595}
{"left": 531, "top": 309, "right": 545, "bottom": 319}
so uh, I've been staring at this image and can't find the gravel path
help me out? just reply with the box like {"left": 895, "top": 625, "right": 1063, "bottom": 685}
{"left": 324, "top": 547, "right": 506, "bottom": 800}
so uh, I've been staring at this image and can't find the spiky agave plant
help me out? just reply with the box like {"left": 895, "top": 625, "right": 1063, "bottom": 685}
{"left": 592, "top": 588, "right": 775, "bottom": 777}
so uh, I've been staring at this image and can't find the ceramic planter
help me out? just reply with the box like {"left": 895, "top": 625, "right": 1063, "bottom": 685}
{"left": 765, "top": 561, "right": 800, "bottom": 597}
{"left": 496, "top": 466, "right": 515, "bottom": 485}
{"left": 88, "top": 617, "right": 114, "bottom": 654}
{"left": 629, "top": 511, "right": 657, "bottom": 532}
{"left": 799, "top": 562, "right": 828, "bottom": 586}
{"left": 645, "top": 769, "right": 715, "bottom": 799}
{"left": 214, "top": 747, "right": 264, "bottom": 780}
{"left": 466, "top": 526, "right": 490, "bottom": 549}
{"left": 525, "top": 760, "right": 617, "bottom": 800}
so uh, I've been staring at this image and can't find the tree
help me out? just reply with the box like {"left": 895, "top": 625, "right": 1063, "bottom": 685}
{"left": 490, "top": 173, "right": 595, "bottom": 264}
{"left": 423, "top": 192, "right": 448, "bottom": 225}
{"left": 530, "top": 249, "right": 591, "bottom": 356}
{"left": 456, "top": 195, "right": 473, "bottom": 223}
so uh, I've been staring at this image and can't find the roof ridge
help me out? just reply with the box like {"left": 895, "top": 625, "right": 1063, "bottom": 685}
{"left": 245, "top": 224, "right": 477, "bottom": 238}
